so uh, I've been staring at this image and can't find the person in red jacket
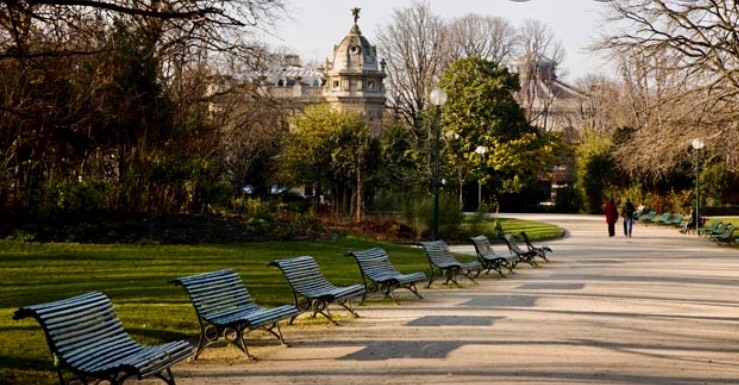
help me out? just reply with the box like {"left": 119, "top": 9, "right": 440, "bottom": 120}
{"left": 603, "top": 198, "right": 619, "bottom": 237}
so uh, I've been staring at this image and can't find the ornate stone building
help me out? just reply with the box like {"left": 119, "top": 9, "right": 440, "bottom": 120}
{"left": 321, "top": 9, "right": 387, "bottom": 133}
{"left": 210, "top": 9, "right": 387, "bottom": 133}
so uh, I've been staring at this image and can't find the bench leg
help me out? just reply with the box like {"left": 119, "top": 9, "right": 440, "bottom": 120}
{"left": 338, "top": 299, "right": 360, "bottom": 319}
{"left": 264, "top": 322, "right": 289, "bottom": 346}
{"left": 443, "top": 269, "right": 460, "bottom": 288}
{"left": 224, "top": 327, "right": 256, "bottom": 360}
{"left": 381, "top": 284, "right": 398, "bottom": 304}
{"left": 193, "top": 322, "right": 219, "bottom": 360}
{"left": 153, "top": 368, "right": 177, "bottom": 385}
{"left": 406, "top": 283, "right": 423, "bottom": 299}
{"left": 310, "top": 299, "right": 339, "bottom": 325}
{"left": 493, "top": 263, "right": 506, "bottom": 278}
{"left": 426, "top": 270, "right": 436, "bottom": 289}
{"left": 461, "top": 270, "right": 478, "bottom": 285}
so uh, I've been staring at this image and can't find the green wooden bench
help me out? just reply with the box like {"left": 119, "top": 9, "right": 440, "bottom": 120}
{"left": 521, "top": 231, "right": 553, "bottom": 262}
{"left": 269, "top": 256, "right": 365, "bottom": 325}
{"left": 697, "top": 220, "right": 719, "bottom": 236}
{"left": 705, "top": 222, "right": 726, "bottom": 238}
{"left": 639, "top": 210, "right": 657, "bottom": 223}
{"left": 711, "top": 224, "right": 736, "bottom": 244}
{"left": 468, "top": 235, "right": 517, "bottom": 277}
{"left": 346, "top": 247, "right": 426, "bottom": 304}
{"left": 13, "top": 292, "right": 192, "bottom": 385}
{"left": 655, "top": 212, "right": 673, "bottom": 225}
{"left": 503, "top": 234, "right": 539, "bottom": 268}
{"left": 418, "top": 240, "right": 482, "bottom": 288}
{"left": 171, "top": 269, "right": 299, "bottom": 360}
{"left": 667, "top": 213, "right": 684, "bottom": 227}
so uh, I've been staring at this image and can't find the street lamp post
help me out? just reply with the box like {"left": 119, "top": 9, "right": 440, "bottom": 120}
{"left": 692, "top": 138, "right": 705, "bottom": 234}
{"left": 430, "top": 87, "right": 447, "bottom": 240}
{"left": 475, "top": 145, "right": 486, "bottom": 212}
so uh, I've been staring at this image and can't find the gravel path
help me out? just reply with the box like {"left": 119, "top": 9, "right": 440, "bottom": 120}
{"left": 172, "top": 214, "right": 739, "bottom": 384}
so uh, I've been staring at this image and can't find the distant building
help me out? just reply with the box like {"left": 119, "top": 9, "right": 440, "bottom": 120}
{"left": 511, "top": 54, "right": 592, "bottom": 203}
{"left": 512, "top": 54, "right": 591, "bottom": 137}
{"left": 208, "top": 9, "right": 386, "bottom": 133}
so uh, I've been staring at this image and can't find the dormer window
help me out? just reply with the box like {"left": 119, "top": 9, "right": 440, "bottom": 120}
{"left": 350, "top": 45, "right": 361, "bottom": 55}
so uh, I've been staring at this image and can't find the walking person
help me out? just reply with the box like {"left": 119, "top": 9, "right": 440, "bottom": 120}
{"left": 621, "top": 198, "right": 636, "bottom": 237}
{"left": 604, "top": 198, "right": 618, "bottom": 237}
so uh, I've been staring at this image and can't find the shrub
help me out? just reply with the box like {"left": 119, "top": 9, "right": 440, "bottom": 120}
{"left": 554, "top": 186, "right": 581, "bottom": 213}
{"left": 42, "top": 179, "right": 113, "bottom": 216}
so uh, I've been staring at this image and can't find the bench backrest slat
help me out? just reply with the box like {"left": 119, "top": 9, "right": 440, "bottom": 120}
{"left": 504, "top": 234, "right": 525, "bottom": 254}
{"left": 172, "top": 269, "right": 254, "bottom": 320}
{"left": 270, "top": 256, "right": 336, "bottom": 295}
{"left": 13, "top": 292, "right": 136, "bottom": 369}
{"left": 469, "top": 235, "right": 492, "bottom": 255}
{"left": 418, "top": 241, "right": 458, "bottom": 266}
{"left": 348, "top": 248, "right": 401, "bottom": 281}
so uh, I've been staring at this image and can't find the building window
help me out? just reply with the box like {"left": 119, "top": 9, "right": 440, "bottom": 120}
{"left": 367, "top": 81, "right": 375, "bottom": 90}
{"left": 277, "top": 79, "right": 284, "bottom": 87}
{"left": 332, "top": 80, "right": 339, "bottom": 90}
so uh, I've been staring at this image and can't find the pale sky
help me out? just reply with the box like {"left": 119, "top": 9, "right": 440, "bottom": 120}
{"left": 260, "top": 0, "right": 617, "bottom": 82}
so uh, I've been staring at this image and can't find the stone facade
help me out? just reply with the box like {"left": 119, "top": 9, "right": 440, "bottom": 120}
{"left": 213, "top": 10, "right": 386, "bottom": 133}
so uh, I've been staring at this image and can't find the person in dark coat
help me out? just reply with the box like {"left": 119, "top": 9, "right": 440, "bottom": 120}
{"left": 621, "top": 199, "right": 636, "bottom": 237}
{"left": 604, "top": 198, "right": 618, "bottom": 237}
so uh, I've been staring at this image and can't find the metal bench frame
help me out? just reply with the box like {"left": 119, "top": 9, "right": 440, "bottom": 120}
{"left": 171, "top": 269, "right": 299, "bottom": 360}
{"left": 269, "top": 256, "right": 365, "bottom": 325}
{"left": 346, "top": 247, "right": 426, "bottom": 304}
{"left": 468, "top": 235, "right": 517, "bottom": 277}
{"left": 13, "top": 292, "right": 191, "bottom": 385}
{"left": 418, "top": 240, "right": 482, "bottom": 288}
{"left": 520, "top": 231, "right": 553, "bottom": 262}
{"left": 503, "top": 234, "right": 540, "bottom": 268}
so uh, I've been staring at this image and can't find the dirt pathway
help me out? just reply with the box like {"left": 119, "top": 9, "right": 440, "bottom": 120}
{"left": 174, "top": 214, "right": 739, "bottom": 384}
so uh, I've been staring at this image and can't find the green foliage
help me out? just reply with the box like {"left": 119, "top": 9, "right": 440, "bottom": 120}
{"left": 437, "top": 57, "right": 565, "bottom": 196}
{"left": 574, "top": 131, "right": 619, "bottom": 213}
{"left": 555, "top": 186, "right": 581, "bottom": 213}
{"left": 701, "top": 162, "right": 730, "bottom": 206}
{"left": 375, "top": 124, "right": 429, "bottom": 193}
{"left": 45, "top": 179, "right": 114, "bottom": 216}
{"left": 279, "top": 105, "right": 378, "bottom": 216}
{"left": 399, "top": 194, "right": 463, "bottom": 240}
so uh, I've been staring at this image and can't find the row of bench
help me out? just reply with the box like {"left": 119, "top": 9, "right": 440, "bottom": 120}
{"left": 702, "top": 222, "right": 737, "bottom": 244}
{"left": 13, "top": 232, "right": 553, "bottom": 385}
{"left": 640, "top": 210, "right": 737, "bottom": 244}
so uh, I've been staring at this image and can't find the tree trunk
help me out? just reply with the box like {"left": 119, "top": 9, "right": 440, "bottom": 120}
{"left": 355, "top": 164, "right": 363, "bottom": 223}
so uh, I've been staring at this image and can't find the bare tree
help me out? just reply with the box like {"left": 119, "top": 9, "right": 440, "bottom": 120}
{"left": 600, "top": 0, "right": 739, "bottom": 173}
{"left": 0, "top": 0, "right": 284, "bottom": 61}
{"left": 515, "top": 19, "right": 566, "bottom": 128}
{"left": 375, "top": 1, "right": 447, "bottom": 136}
{"left": 446, "top": 14, "right": 518, "bottom": 64}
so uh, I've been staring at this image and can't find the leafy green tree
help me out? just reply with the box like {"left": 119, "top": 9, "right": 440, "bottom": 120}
{"left": 437, "top": 56, "right": 564, "bottom": 197}
{"left": 279, "top": 104, "right": 377, "bottom": 220}
{"left": 574, "top": 131, "right": 619, "bottom": 214}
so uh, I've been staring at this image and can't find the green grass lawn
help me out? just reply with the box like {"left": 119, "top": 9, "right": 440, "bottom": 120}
{"left": 704, "top": 217, "right": 739, "bottom": 227}
{"left": 461, "top": 217, "right": 563, "bottom": 241}
{"left": 0, "top": 217, "right": 561, "bottom": 384}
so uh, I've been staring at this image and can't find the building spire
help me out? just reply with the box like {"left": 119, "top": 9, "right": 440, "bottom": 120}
{"left": 351, "top": 7, "right": 361, "bottom": 25}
